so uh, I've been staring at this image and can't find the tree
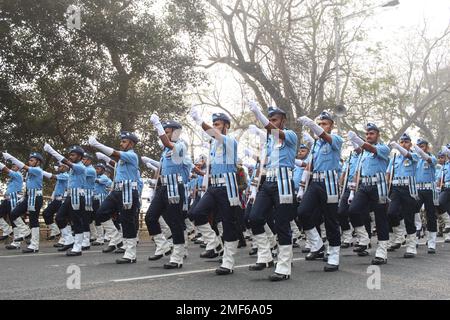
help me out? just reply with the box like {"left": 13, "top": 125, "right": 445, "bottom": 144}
{"left": 0, "top": 0, "right": 206, "bottom": 167}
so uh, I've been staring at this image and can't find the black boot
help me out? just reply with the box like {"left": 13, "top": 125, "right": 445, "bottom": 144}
{"left": 248, "top": 247, "right": 258, "bottom": 256}
{"left": 305, "top": 245, "right": 325, "bottom": 261}
{"left": 148, "top": 248, "right": 172, "bottom": 261}
{"left": 324, "top": 263, "right": 339, "bottom": 272}
{"left": 116, "top": 258, "right": 136, "bottom": 264}
{"left": 215, "top": 266, "right": 233, "bottom": 275}
{"left": 57, "top": 243, "right": 74, "bottom": 252}
{"left": 66, "top": 251, "right": 82, "bottom": 257}
{"left": 164, "top": 262, "right": 182, "bottom": 269}
{"left": 22, "top": 248, "right": 39, "bottom": 254}
{"left": 371, "top": 257, "right": 387, "bottom": 265}
{"left": 249, "top": 261, "right": 274, "bottom": 271}
{"left": 268, "top": 273, "right": 289, "bottom": 281}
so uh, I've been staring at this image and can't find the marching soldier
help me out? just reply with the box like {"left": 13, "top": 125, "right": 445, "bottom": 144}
{"left": 44, "top": 144, "right": 87, "bottom": 256}
{"left": 337, "top": 143, "right": 360, "bottom": 248}
{"left": 146, "top": 115, "right": 192, "bottom": 269}
{"left": 347, "top": 123, "right": 390, "bottom": 264}
{"left": 0, "top": 160, "right": 23, "bottom": 243}
{"left": 91, "top": 163, "right": 112, "bottom": 246}
{"left": 386, "top": 133, "right": 420, "bottom": 258}
{"left": 439, "top": 145, "right": 450, "bottom": 243}
{"left": 42, "top": 163, "right": 69, "bottom": 243}
{"left": 413, "top": 139, "right": 438, "bottom": 253}
{"left": 435, "top": 151, "right": 450, "bottom": 239}
{"left": 297, "top": 111, "right": 343, "bottom": 272}
{"left": 88, "top": 132, "right": 141, "bottom": 264}
{"left": 247, "top": 102, "right": 298, "bottom": 281}
{"left": 2, "top": 152, "right": 44, "bottom": 253}
{"left": 81, "top": 153, "right": 96, "bottom": 250}
{"left": 190, "top": 107, "right": 240, "bottom": 276}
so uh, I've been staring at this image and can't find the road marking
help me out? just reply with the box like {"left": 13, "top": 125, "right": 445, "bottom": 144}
{"left": 111, "top": 257, "right": 306, "bottom": 283}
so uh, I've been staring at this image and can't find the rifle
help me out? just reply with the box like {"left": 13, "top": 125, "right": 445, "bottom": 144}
{"left": 200, "top": 138, "right": 213, "bottom": 198}
{"left": 341, "top": 151, "right": 353, "bottom": 197}
{"left": 302, "top": 139, "right": 317, "bottom": 192}
{"left": 387, "top": 153, "right": 397, "bottom": 198}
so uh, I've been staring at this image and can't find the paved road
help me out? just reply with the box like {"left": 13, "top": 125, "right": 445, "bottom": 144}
{"left": 1, "top": 236, "right": 450, "bottom": 300}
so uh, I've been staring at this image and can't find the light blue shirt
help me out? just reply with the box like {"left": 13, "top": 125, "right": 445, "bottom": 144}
{"left": 6, "top": 171, "right": 23, "bottom": 195}
{"left": 95, "top": 174, "right": 112, "bottom": 195}
{"left": 292, "top": 155, "right": 311, "bottom": 191}
{"left": 54, "top": 173, "right": 69, "bottom": 197}
{"left": 442, "top": 161, "right": 450, "bottom": 183}
{"left": 343, "top": 152, "right": 361, "bottom": 181}
{"left": 210, "top": 135, "right": 237, "bottom": 175}
{"left": 68, "top": 162, "right": 86, "bottom": 189}
{"left": 416, "top": 155, "right": 437, "bottom": 183}
{"left": 196, "top": 175, "right": 204, "bottom": 188}
{"left": 266, "top": 129, "right": 298, "bottom": 169}
{"left": 360, "top": 143, "right": 390, "bottom": 177}
{"left": 435, "top": 164, "right": 444, "bottom": 182}
{"left": 84, "top": 165, "right": 96, "bottom": 190}
{"left": 387, "top": 152, "right": 420, "bottom": 178}
{"left": 116, "top": 150, "right": 140, "bottom": 182}
{"left": 26, "top": 167, "right": 43, "bottom": 190}
{"left": 312, "top": 134, "right": 343, "bottom": 172}
{"left": 160, "top": 140, "right": 192, "bottom": 183}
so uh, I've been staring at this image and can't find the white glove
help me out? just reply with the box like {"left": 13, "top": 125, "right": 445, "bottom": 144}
{"left": 297, "top": 187, "right": 304, "bottom": 201}
{"left": 297, "top": 116, "right": 324, "bottom": 137}
{"left": 351, "top": 141, "right": 360, "bottom": 150}
{"left": 436, "top": 187, "right": 442, "bottom": 193}
{"left": 145, "top": 162, "right": 158, "bottom": 171}
{"left": 43, "top": 171, "right": 53, "bottom": 179}
{"left": 142, "top": 156, "right": 160, "bottom": 168}
{"left": 0, "top": 162, "right": 5, "bottom": 170}
{"left": 441, "top": 146, "right": 450, "bottom": 157}
{"left": 347, "top": 131, "right": 365, "bottom": 147}
{"left": 96, "top": 152, "right": 112, "bottom": 164}
{"left": 54, "top": 166, "right": 59, "bottom": 171}
{"left": 295, "top": 159, "right": 304, "bottom": 167}
{"left": 389, "top": 142, "right": 409, "bottom": 157}
{"left": 248, "top": 100, "right": 269, "bottom": 127}
{"left": 150, "top": 113, "right": 165, "bottom": 136}
{"left": 244, "top": 148, "right": 254, "bottom": 158}
{"left": 348, "top": 190, "right": 355, "bottom": 204}
{"left": 413, "top": 145, "right": 431, "bottom": 161}
{"left": 248, "top": 125, "right": 266, "bottom": 139}
{"left": 302, "top": 132, "right": 315, "bottom": 146}
{"left": 2, "top": 152, "right": 25, "bottom": 170}
{"left": 44, "top": 143, "right": 65, "bottom": 162}
{"left": 88, "top": 136, "right": 114, "bottom": 156}
{"left": 190, "top": 106, "right": 203, "bottom": 126}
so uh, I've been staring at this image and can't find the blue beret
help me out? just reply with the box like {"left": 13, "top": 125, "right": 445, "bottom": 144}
{"left": 83, "top": 152, "right": 94, "bottom": 160}
{"left": 268, "top": 106, "right": 287, "bottom": 117}
{"left": 366, "top": 123, "right": 379, "bottom": 132}
{"left": 94, "top": 163, "right": 106, "bottom": 170}
{"left": 400, "top": 133, "right": 411, "bottom": 142}
{"left": 29, "top": 152, "right": 44, "bottom": 162}
{"left": 299, "top": 143, "right": 309, "bottom": 149}
{"left": 318, "top": 111, "right": 334, "bottom": 123}
{"left": 417, "top": 138, "right": 428, "bottom": 145}
{"left": 162, "top": 120, "right": 182, "bottom": 130}
{"left": 120, "top": 131, "right": 139, "bottom": 144}
{"left": 212, "top": 113, "right": 230, "bottom": 124}
{"left": 68, "top": 145, "right": 85, "bottom": 156}
{"left": 438, "top": 152, "right": 445, "bottom": 157}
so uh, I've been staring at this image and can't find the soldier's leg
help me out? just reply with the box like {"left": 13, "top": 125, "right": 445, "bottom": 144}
{"left": 191, "top": 189, "right": 222, "bottom": 255}
{"left": 249, "top": 183, "right": 275, "bottom": 267}
{"left": 298, "top": 183, "right": 325, "bottom": 257}
{"left": 23, "top": 195, "right": 43, "bottom": 253}
{"left": 96, "top": 192, "right": 123, "bottom": 250}
{"left": 116, "top": 190, "right": 140, "bottom": 263}
{"left": 338, "top": 189, "right": 353, "bottom": 247}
